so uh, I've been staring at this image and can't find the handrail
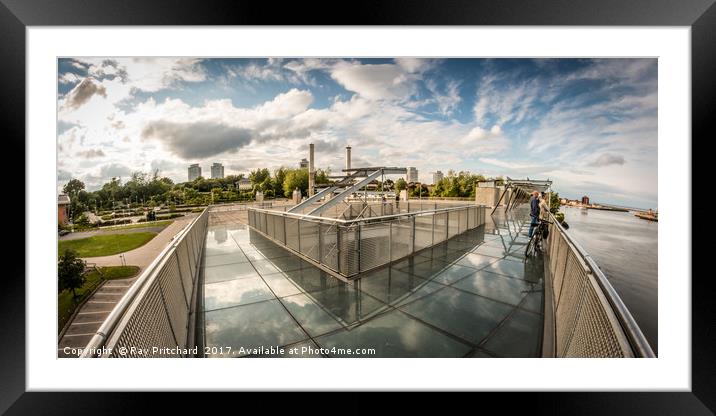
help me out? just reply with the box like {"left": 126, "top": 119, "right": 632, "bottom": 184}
{"left": 80, "top": 208, "right": 209, "bottom": 357}
{"left": 548, "top": 212, "right": 655, "bottom": 358}
{"left": 248, "top": 202, "right": 479, "bottom": 226}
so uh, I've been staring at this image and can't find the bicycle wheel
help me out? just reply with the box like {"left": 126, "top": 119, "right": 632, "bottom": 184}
{"left": 525, "top": 233, "right": 537, "bottom": 256}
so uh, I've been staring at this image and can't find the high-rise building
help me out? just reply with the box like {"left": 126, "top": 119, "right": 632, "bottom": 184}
{"left": 582, "top": 196, "right": 590, "bottom": 205}
{"left": 299, "top": 158, "right": 309, "bottom": 169}
{"left": 432, "top": 170, "right": 444, "bottom": 185}
{"left": 406, "top": 167, "right": 419, "bottom": 183}
{"left": 188, "top": 164, "right": 201, "bottom": 181}
{"left": 211, "top": 163, "right": 224, "bottom": 179}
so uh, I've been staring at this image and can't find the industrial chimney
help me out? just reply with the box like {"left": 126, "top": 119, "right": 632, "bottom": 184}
{"left": 345, "top": 146, "right": 352, "bottom": 171}
{"left": 308, "top": 143, "right": 315, "bottom": 197}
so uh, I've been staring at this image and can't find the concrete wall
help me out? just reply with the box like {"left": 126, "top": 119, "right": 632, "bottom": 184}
{"left": 475, "top": 187, "right": 499, "bottom": 207}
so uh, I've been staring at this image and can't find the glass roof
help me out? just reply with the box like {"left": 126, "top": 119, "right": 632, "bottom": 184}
{"left": 201, "top": 207, "right": 544, "bottom": 358}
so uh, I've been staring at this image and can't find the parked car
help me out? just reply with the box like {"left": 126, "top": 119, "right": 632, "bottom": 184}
{"left": 58, "top": 229, "right": 70, "bottom": 236}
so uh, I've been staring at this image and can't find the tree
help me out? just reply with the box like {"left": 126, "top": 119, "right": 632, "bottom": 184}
{"left": 395, "top": 178, "right": 407, "bottom": 191}
{"left": 58, "top": 249, "right": 86, "bottom": 298}
{"left": 282, "top": 168, "right": 309, "bottom": 197}
{"left": 63, "top": 178, "right": 85, "bottom": 198}
{"left": 549, "top": 192, "right": 560, "bottom": 214}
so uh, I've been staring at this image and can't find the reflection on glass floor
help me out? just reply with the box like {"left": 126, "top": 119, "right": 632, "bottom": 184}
{"left": 202, "top": 206, "right": 544, "bottom": 358}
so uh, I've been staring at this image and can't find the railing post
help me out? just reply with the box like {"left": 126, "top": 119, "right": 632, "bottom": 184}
{"left": 411, "top": 215, "right": 416, "bottom": 254}
{"left": 357, "top": 224, "right": 362, "bottom": 273}
{"left": 388, "top": 222, "right": 392, "bottom": 262}
{"left": 318, "top": 222, "right": 323, "bottom": 265}
{"left": 282, "top": 214, "right": 287, "bottom": 245}
{"left": 337, "top": 226, "right": 342, "bottom": 274}
{"left": 446, "top": 211, "right": 450, "bottom": 240}
{"left": 431, "top": 212, "right": 435, "bottom": 245}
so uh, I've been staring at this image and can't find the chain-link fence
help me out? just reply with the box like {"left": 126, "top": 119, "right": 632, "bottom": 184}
{"left": 80, "top": 208, "right": 210, "bottom": 358}
{"left": 544, "top": 215, "right": 655, "bottom": 358}
{"left": 248, "top": 204, "right": 485, "bottom": 279}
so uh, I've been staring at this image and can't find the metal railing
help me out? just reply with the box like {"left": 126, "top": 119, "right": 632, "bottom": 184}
{"left": 80, "top": 208, "right": 210, "bottom": 358}
{"left": 248, "top": 203, "right": 486, "bottom": 279}
{"left": 544, "top": 213, "right": 655, "bottom": 357}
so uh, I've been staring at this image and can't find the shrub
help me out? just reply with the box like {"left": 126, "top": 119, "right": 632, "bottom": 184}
{"left": 58, "top": 249, "right": 86, "bottom": 298}
{"left": 555, "top": 212, "right": 565, "bottom": 224}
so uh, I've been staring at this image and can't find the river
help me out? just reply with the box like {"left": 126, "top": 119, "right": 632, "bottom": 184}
{"left": 561, "top": 206, "right": 658, "bottom": 354}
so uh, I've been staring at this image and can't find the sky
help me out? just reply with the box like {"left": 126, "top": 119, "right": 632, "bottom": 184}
{"left": 56, "top": 57, "right": 658, "bottom": 209}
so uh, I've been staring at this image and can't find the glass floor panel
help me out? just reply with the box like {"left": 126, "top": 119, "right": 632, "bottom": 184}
{"left": 200, "top": 207, "right": 544, "bottom": 357}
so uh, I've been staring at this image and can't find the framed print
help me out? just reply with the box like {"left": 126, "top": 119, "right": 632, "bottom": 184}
{"left": 4, "top": 0, "right": 712, "bottom": 413}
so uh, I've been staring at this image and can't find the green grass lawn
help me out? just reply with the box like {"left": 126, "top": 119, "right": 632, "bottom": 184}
{"left": 58, "top": 265, "right": 140, "bottom": 333}
{"left": 58, "top": 232, "right": 157, "bottom": 258}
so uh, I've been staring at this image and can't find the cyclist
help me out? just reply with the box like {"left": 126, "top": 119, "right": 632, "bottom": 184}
{"left": 528, "top": 191, "right": 540, "bottom": 237}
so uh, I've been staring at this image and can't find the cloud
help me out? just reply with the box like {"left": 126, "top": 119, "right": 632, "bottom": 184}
{"left": 99, "top": 163, "right": 132, "bottom": 178}
{"left": 394, "top": 58, "right": 439, "bottom": 74}
{"left": 588, "top": 153, "right": 626, "bottom": 167}
{"left": 425, "top": 79, "right": 462, "bottom": 116}
{"left": 141, "top": 120, "right": 254, "bottom": 159}
{"left": 59, "top": 72, "right": 82, "bottom": 85}
{"left": 57, "top": 169, "right": 72, "bottom": 181}
{"left": 73, "top": 57, "right": 207, "bottom": 93}
{"left": 330, "top": 61, "right": 415, "bottom": 100}
{"left": 62, "top": 78, "right": 107, "bottom": 111}
{"left": 76, "top": 149, "right": 106, "bottom": 159}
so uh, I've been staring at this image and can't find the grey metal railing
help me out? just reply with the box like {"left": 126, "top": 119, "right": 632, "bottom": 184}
{"left": 543, "top": 213, "right": 655, "bottom": 358}
{"left": 248, "top": 203, "right": 486, "bottom": 279}
{"left": 80, "top": 208, "right": 209, "bottom": 358}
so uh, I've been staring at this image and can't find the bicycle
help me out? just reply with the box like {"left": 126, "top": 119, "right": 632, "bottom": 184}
{"left": 525, "top": 218, "right": 553, "bottom": 257}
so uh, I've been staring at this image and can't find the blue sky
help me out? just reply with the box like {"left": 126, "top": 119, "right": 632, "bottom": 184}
{"left": 57, "top": 57, "right": 657, "bottom": 209}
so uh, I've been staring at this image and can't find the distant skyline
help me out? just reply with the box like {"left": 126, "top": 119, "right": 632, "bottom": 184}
{"left": 57, "top": 57, "right": 657, "bottom": 208}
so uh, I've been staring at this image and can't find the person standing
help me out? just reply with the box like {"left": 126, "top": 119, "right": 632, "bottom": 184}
{"left": 539, "top": 192, "right": 550, "bottom": 220}
{"left": 528, "top": 191, "right": 540, "bottom": 237}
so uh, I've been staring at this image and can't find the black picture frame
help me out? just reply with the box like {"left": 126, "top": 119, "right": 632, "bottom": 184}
{"left": 3, "top": 0, "right": 711, "bottom": 413}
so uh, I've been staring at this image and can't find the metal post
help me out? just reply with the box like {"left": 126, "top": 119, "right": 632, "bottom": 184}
{"left": 411, "top": 215, "right": 416, "bottom": 254}
{"left": 357, "top": 224, "right": 362, "bottom": 273}
{"left": 318, "top": 222, "right": 323, "bottom": 265}
{"left": 282, "top": 214, "right": 287, "bottom": 245}
{"left": 388, "top": 222, "right": 392, "bottom": 262}
{"left": 337, "top": 226, "right": 342, "bottom": 274}
{"left": 446, "top": 211, "right": 450, "bottom": 240}
{"left": 297, "top": 220, "right": 302, "bottom": 253}
{"left": 431, "top": 212, "right": 435, "bottom": 245}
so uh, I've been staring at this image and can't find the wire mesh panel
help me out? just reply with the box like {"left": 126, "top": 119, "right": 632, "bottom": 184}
{"left": 359, "top": 222, "right": 391, "bottom": 272}
{"left": 552, "top": 233, "right": 569, "bottom": 303}
{"left": 555, "top": 250, "right": 588, "bottom": 357}
{"left": 467, "top": 206, "right": 475, "bottom": 229}
{"left": 175, "top": 246, "right": 193, "bottom": 306}
{"left": 274, "top": 215, "right": 286, "bottom": 244}
{"left": 320, "top": 223, "right": 339, "bottom": 271}
{"left": 155, "top": 254, "right": 189, "bottom": 347}
{"left": 339, "top": 225, "right": 360, "bottom": 276}
{"left": 458, "top": 208, "right": 468, "bottom": 233}
{"left": 285, "top": 217, "right": 299, "bottom": 251}
{"left": 108, "top": 280, "right": 181, "bottom": 357}
{"left": 266, "top": 213, "right": 275, "bottom": 240}
{"left": 298, "top": 220, "right": 320, "bottom": 261}
{"left": 434, "top": 212, "right": 447, "bottom": 244}
{"left": 414, "top": 214, "right": 433, "bottom": 251}
{"left": 563, "top": 273, "right": 631, "bottom": 357}
{"left": 391, "top": 217, "right": 413, "bottom": 261}
{"left": 447, "top": 211, "right": 459, "bottom": 238}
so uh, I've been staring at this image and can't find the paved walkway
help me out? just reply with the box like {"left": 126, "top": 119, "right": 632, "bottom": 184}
{"left": 58, "top": 214, "right": 196, "bottom": 357}
{"left": 59, "top": 225, "right": 168, "bottom": 241}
